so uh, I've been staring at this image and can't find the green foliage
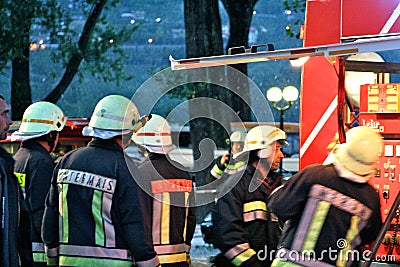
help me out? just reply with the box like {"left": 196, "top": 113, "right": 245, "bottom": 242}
{"left": 282, "top": 0, "right": 306, "bottom": 38}
{"left": 1, "top": 0, "right": 303, "bottom": 123}
{"left": 0, "top": 0, "right": 139, "bottom": 92}
{"left": 80, "top": 23, "right": 138, "bottom": 84}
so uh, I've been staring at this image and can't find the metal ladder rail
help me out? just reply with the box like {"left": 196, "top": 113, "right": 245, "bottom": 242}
{"left": 362, "top": 191, "right": 400, "bottom": 267}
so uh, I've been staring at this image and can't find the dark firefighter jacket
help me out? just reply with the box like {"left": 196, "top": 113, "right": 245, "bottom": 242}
{"left": 14, "top": 140, "right": 54, "bottom": 265}
{"left": 42, "top": 138, "right": 160, "bottom": 267}
{"left": 268, "top": 163, "right": 382, "bottom": 267}
{"left": 138, "top": 153, "right": 196, "bottom": 266}
{"left": 212, "top": 164, "right": 283, "bottom": 267}
{"left": 1, "top": 146, "right": 33, "bottom": 267}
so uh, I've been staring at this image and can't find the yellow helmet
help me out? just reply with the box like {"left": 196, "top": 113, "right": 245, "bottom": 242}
{"left": 132, "top": 114, "right": 176, "bottom": 154}
{"left": 233, "top": 125, "right": 287, "bottom": 159}
{"left": 334, "top": 126, "right": 382, "bottom": 176}
{"left": 88, "top": 95, "right": 140, "bottom": 131}
{"left": 11, "top": 101, "right": 66, "bottom": 141}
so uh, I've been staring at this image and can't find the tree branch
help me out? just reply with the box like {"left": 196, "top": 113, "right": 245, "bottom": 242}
{"left": 44, "top": 0, "right": 107, "bottom": 103}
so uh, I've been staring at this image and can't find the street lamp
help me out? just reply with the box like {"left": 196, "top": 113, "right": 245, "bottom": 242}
{"left": 266, "top": 86, "right": 299, "bottom": 130}
{"left": 266, "top": 85, "right": 299, "bottom": 173}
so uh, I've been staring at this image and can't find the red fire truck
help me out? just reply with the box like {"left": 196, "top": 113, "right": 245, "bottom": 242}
{"left": 0, "top": 117, "right": 91, "bottom": 159}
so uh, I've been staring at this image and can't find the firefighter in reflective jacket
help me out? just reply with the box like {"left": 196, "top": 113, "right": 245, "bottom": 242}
{"left": 268, "top": 126, "right": 383, "bottom": 267}
{"left": 209, "top": 131, "right": 246, "bottom": 180}
{"left": 212, "top": 125, "right": 287, "bottom": 267}
{"left": 42, "top": 95, "right": 160, "bottom": 267}
{"left": 133, "top": 114, "right": 196, "bottom": 267}
{"left": 12, "top": 101, "right": 66, "bottom": 267}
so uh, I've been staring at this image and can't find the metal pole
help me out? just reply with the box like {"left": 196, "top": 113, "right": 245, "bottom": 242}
{"left": 361, "top": 191, "right": 400, "bottom": 267}
{"left": 279, "top": 109, "right": 284, "bottom": 174}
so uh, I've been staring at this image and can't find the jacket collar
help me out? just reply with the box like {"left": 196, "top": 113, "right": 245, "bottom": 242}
{"left": 0, "top": 146, "right": 15, "bottom": 172}
{"left": 332, "top": 158, "right": 370, "bottom": 183}
{"left": 21, "top": 140, "right": 49, "bottom": 153}
{"left": 88, "top": 138, "right": 124, "bottom": 153}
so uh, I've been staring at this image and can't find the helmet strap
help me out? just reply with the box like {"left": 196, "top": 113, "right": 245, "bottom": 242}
{"left": 121, "top": 131, "right": 134, "bottom": 146}
{"left": 46, "top": 131, "right": 58, "bottom": 152}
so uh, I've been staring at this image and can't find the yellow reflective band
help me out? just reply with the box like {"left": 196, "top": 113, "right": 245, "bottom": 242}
{"left": 158, "top": 252, "right": 186, "bottom": 264}
{"left": 336, "top": 215, "right": 361, "bottom": 267}
{"left": 302, "top": 201, "right": 330, "bottom": 252}
{"left": 92, "top": 190, "right": 105, "bottom": 246}
{"left": 243, "top": 201, "right": 267, "bottom": 213}
{"left": 22, "top": 118, "right": 54, "bottom": 125}
{"left": 47, "top": 256, "right": 59, "bottom": 267}
{"left": 226, "top": 161, "right": 245, "bottom": 170}
{"left": 183, "top": 192, "right": 189, "bottom": 241}
{"left": 14, "top": 172, "right": 26, "bottom": 187}
{"left": 59, "top": 256, "right": 132, "bottom": 267}
{"left": 271, "top": 258, "right": 303, "bottom": 267}
{"left": 161, "top": 192, "right": 170, "bottom": 244}
{"left": 231, "top": 248, "right": 256, "bottom": 266}
{"left": 33, "top": 252, "right": 46, "bottom": 263}
{"left": 212, "top": 164, "right": 224, "bottom": 175}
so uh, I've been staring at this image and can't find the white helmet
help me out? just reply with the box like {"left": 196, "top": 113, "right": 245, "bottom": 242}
{"left": 82, "top": 95, "right": 140, "bottom": 139}
{"left": 334, "top": 126, "right": 382, "bottom": 176}
{"left": 229, "top": 131, "right": 246, "bottom": 143}
{"left": 11, "top": 101, "right": 66, "bottom": 141}
{"left": 132, "top": 114, "right": 176, "bottom": 154}
{"left": 233, "top": 125, "right": 287, "bottom": 159}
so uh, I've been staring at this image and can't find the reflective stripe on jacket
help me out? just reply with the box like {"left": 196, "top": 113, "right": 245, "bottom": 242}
{"left": 268, "top": 163, "right": 382, "bottom": 267}
{"left": 213, "top": 164, "right": 282, "bottom": 266}
{"left": 210, "top": 155, "right": 245, "bottom": 179}
{"left": 138, "top": 153, "right": 196, "bottom": 266}
{"left": 13, "top": 141, "right": 52, "bottom": 265}
{"left": 42, "top": 138, "right": 160, "bottom": 267}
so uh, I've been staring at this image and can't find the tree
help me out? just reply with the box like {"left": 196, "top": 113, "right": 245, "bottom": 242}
{"left": 1, "top": 0, "right": 136, "bottom": 119}
{"left": 183, "top": 0, "right": 224, "bottom": 159}
{"left": 183, "top": 0, "right": 266, "bottom": 222}
{"left": 283, "top": 0, "right": 306, "bottom": 38}
{"left": 221, "top": 0, "right": 258, "bottom": 123}
{"left": 182, "top": 0, "right": 263, "bottom": 182}
{"left": 184, "top": 0, "right": 226, "bottom": 221}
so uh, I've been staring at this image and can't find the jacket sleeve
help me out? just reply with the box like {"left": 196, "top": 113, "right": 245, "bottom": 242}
{"left": 28, "top": 158, "right": 54, "bottom": 235}
{"left": 208, "top": 156, "right": 226, "bottom": 181}
{"left": 18, "top": 179, "right": 34, "bottom": 266}
{"left": 42, "top": 162, "right": 61, "bottom": 247}
{"left": 185, "top": 180, "right": 196, "bottom": 248}
{"left": 359, "top": 192, "right": 382, "bottom": 245}
{"left": 268, "top": 169, "right": 312, "bottom": 222}
{"left": 213, "top": 178, "right": 264, "bottom": 267}
{"left": 117, "top": 163, "right": 159, "bottom": 265}
{"left": 213, "top": 179, "right": 247, "bottom": 252}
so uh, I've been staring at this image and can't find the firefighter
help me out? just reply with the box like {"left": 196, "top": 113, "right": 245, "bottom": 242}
{"left": 132, "top": 114, "right": 196, "bottom": 267}
{"left": 41, "top": 95, "right": 160, "bottom": 267}
{"left": 268, "top": 126, "right": 383, "bottom": 266}
{"left": 209, "top": 130, "right": 246, "bottom": 181}
{"left": 212, "top": 125, "right": 287, "bottom": 267}
{"left": 0, "top": 94, "right": 30, "bottom": 267}
{"left": 12, "top": 101, "right": 66, "bottom": 267}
